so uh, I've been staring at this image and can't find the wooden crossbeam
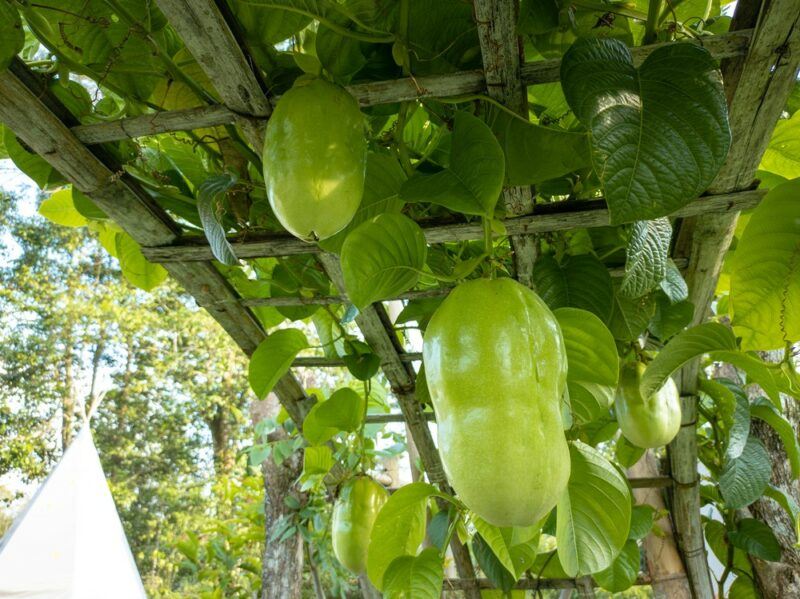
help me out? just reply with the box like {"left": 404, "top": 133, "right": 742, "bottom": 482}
{"left": 444, "top": 575, "right": 652, "bottom": 591}
{"left": 141, "top": 189, "right": 763, "bottom": 263}
{"left": 67, "top": 29, "right": 753, "bottom": 145}
{"left": 0, "top": 66, "right": 313, "bottom": 427}
{"left": 667, "top": 1, "right": 800, "bottom": 597}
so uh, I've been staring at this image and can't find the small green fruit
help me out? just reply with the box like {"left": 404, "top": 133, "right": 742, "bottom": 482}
{"left": 423, "top": 278, "right": 570, "bottom": 527}
{"left": 263, "top": 78, "right": 367, "bottom": 241}
{"left": 332, "top": 476, "right": 388, "bottom": 574}
{"left": 616, "top": 362, "right": 681, "bottom": 449}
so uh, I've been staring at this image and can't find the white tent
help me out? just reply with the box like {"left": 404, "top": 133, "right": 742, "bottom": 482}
{"left": 0, "top": 427, "right": 147, "bottom": 598}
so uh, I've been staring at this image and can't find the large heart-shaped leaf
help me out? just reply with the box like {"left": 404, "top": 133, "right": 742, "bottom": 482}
{"left": 760, "top": 111, "right": 800, "bottom": 179}
{"left": 729, "top": 519, "right": 782, "bottom": 562}
{"left": 38, "top": 189, "right": 88, "bottom": 228}
{"left": 472, "top": 517, "right": 540, "bottom": 580}
{"left": 719, "top": 436, "right": 771, "bottom": 509}
{"left": 368, "top": 482, "right": 439, "bottom": 589}
{"left": 488, "top": 109, "right": 591, "bottom": 185}
{"left": 341, "top": 213, "right": 427, "bottom": 310}
{"left": 731, "top": 179, "right": 800, "bottom": 350}
{"left": 534, "top": 254, "right": 614, "bottom": 322}
{"left": 608, "top": 282, "right": 656, "bottom": 341}
{"left": 302, "top": 388, "right": 364, "bottom": 445}
{"left": 621, "top": 218, "right": 672, "bottom": 298}
{"left": 248, "top": 329, "right": 308, "bottom": 399}
{"left": 115, "top": 233, "right": 168, "bottom": 291}
{"left": 561, "top": 38, "right": 730, "bottom": 224}
{"left": 557, "top": 441, "right": 631, "bottom": 576}
{"left": 400, "top": 111, "right": 504, "bottom": 218}
{"left": 554, "top": 307, "right": 618, "bottom": 386}
{"left": 382, "top": 548, "right": 444, "bottom": 599}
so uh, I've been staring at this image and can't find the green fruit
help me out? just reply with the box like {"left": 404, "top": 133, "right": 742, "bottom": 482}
{"left": 616, "top": 362, "right": 681, "bottom": 449}
{"left": 263, "top": 78, "right": 367, "bottom": 241}
{"left": 332, "top": 476, "right": 388, "bottom": 574}
{"left": 423, "top": 278, "right": 570, "bottom": 527}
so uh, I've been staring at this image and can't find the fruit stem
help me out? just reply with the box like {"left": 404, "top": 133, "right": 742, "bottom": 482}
{"left": 440, "top": 509, "right": 461, "bottom": 559}
{"left": 644, "top": 0, "right": 663, "bottom": 44}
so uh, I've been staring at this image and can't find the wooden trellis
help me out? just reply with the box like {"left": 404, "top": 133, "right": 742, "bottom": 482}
{"left": 1, "top": 0, "right": 798, "bottom": 596}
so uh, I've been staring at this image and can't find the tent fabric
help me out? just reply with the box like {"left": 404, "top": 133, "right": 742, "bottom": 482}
{"left": 0, "top": 428, "right": 147, "bottom": 598}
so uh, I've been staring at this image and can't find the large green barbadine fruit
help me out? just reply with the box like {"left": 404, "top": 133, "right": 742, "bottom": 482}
{"left": 331, "top": 476, "right": 388, "bottom": 574}
{"left": 423, "top": 278, "right": 570, "bottom": 527}
{"left": 263, "top": 78, "right": 367, "bottom": 241}
{"left": 616, "top": 362, "right": 681, "bottom": 449}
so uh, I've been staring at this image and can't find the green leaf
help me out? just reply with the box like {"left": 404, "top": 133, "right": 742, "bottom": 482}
{"left": 759, "top": 111, "right": 800, "bottom": 179}
{"left": 341, "top": 213, "right": 427, "bottom": 310}
{"left": 615, "top": 435, "right": 645, "bottom": 469}
{"left": 115, "top": 232, "right": 168, "bottom": 291}
{"left": 720, "top": 436, "right": 771, "bottom": 509}
{"left": 534, "top": 254, "right": 614, "bottom": 322}
{"left": 628, "top": 505, "right": 655, "bottom": 541}
{"left": 302, "top": 388, "right": 364, "bottom": 445}
{"left": 248, "top": 329, "right": 308, "bottom": 399}
{"left": 342, "top": 340, "right": 380, "bottom": 381}
{"left": 729, "top": 518, "right": 782, "bottom": 562}
{"left": 560, "top": 38, "right": 730, "bottom": 224}
{"left": 731, "top": 178, "right": 800, "bottom": 350}
{"left": 608, "top": 284, "right": 656, "bottom": 341}
{"left": 0, "top": 3, "right": 24, "bottom": 70}
{"left": 3, "top": 127, "right": 65, "bottom": 189}
{"left": 197, "top": 174, "right": 239, "bottom": 266}
{"left": 302, "top": 445, "right": 333, "bottom": 478}
{"left": 729, "top": 577, "right": 759, "bottom": 599}
{"left": 650, "top": 297, "right": 694, "bottom": 340}
{"left": 640, "top": 323, "right": 737, "bottom": 397}
{"left": 383, "top": 548, "right": 444, "bottom": 599}
{"left": 702, "top": 379, "right": 750, "bottom": 461}
{"left": 72, "top": 188, "right": 107, "bottom": 220}
{"left": 763, "top": 484, "right": 800, "bottom": 547}
{"left": 472, "top": 517, "right": 539, "bottom": 580}
{"left": 569, "top": 380, "right": 613, "bottom": 425}
{"left": 621, "top": 219, "right": 672, "bottom": 298}
{"left": 660, "top": 259, "right": 689, "bottom": 303}
{"left": 557, "top": 441, "right": 631, "bottom": 577}
{"left": 592, "top": 539, "right": 640, "bottom": 593}
{"left": 554, "top": 307, "right": 618, "bottom": 386}
{"left": 368, "top": 482, "right": 439, "bottom": 589}
{"left": 315, "top": 25, "right": 366, "bottom": 83}
{"left": 319, "top": 151, "right": 407, "bottom": 253}
{"left": 400, "top": 112, "right": 504, "bottom": 218}
{"left": 38, "top": 189, "right": 88, "bottom": 228}
{"left": 750, "top": 397, "right": 800, "bottom": 478}
{"left": 472, "top": 533, "right": 515, "bottom": 592}
{"left": 488, "top": 109, "right": 591, "bottom": 185}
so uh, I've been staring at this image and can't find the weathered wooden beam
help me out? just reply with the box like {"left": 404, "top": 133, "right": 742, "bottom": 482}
{"left": 669, "top": 1, "right": 800, "bottom": 598}
{"left": 317, "top": 254, "right": 480, "bottom": 591}
{"left": 68, "top": 29, "right": 753, "bottom": 145}
{"left": 473, "top": 0, "right": 538, "bottom": 287}
{"left": 0, "top": 67, "right": 312, "bottom": 426}
{"left": 153, "top": 0, "right": 271, "bottom": 148}
{"left": 141, "top": 188, "right": 764, "bottom": 263}
{"left": 294, "top": 353, "right": 422, "bottom": 368}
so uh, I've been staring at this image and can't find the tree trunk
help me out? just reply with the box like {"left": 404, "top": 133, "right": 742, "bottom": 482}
{"left": 251, "top": 394, "right": 304, "bottom": 599}
{"left": 61, "top": 340, "right": 75, "bottom": 448}
{"left": 747, "top": 352, "right": 800, "bottom": 598}
{"left": 208, "top": 403, "right": 235, "bottom": 476}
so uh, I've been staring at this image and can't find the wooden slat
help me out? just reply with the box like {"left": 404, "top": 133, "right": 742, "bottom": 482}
{"left": 0, "top": 67, "right": 312, "bottom": 426}
{"left": 668, "top": 1, "right": 800, "bottom": 597}
{"left": 294, "top": 353, "right": 422, "bottom": 368}
{"left": 141, "top": 188, "right": 764, "bottom": 263}
{"left": 444, "top": 575, "right": 652, "bottom": 591}
{"left": 317, "top": 254, "right": 480, "bottom": 590}
{"left": 68, "top": 29, "right": 753, "bottom": 145}
{"left": 473, "top": 0, "right": 538, "bottom": 287}
{"left": 154, "top": 0, "right": 271, "bottom": 148}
